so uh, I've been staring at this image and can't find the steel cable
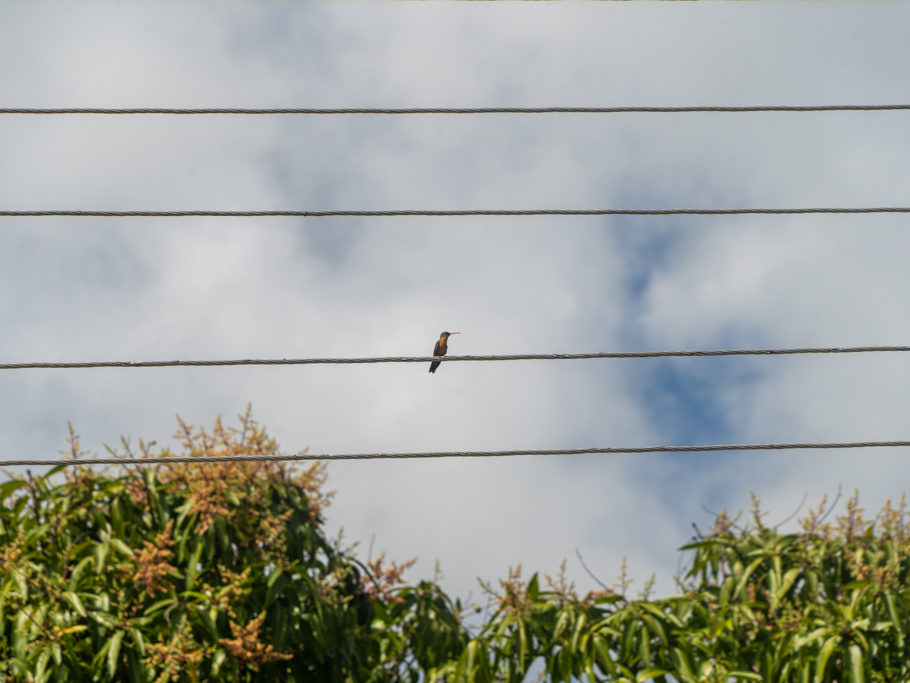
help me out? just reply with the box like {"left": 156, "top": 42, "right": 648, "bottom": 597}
{"left": 4, "top": 440, "right": 910, "bottom": 468}
{"left": 2, "top": 207, "right": 910, "bottom": 218}
{"left": 2, "top": 346, "right": 909, "bottom": 371}
{"left": 2, "top": 105, "right": 910, "bottom": 115}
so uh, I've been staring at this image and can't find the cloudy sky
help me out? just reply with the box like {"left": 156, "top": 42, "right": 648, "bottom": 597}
{"left": 2, "top": 2, "right": 910, "bottom": 601}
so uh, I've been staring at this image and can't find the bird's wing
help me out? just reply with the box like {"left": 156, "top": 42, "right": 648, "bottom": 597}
{"left": 433, "top": 339, "right": 443, "bottom": 356}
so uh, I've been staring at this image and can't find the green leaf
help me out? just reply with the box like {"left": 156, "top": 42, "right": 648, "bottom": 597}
{"left": 592, "top": 635, "right": 614, "bottom": 674}
{"left": 557, "top": 645, "right": 572, "bottom": 681}
{"left": 670, "top": 646, "right": 694, "bottom": 680}
{"left": 265, "top": 567, "right": 287, "bottom": 606}
{"left": 806, "top": 570, "right": 820, "bottom": 601}
{"left": 584, "top": 659, "right": 598, "bottom": 683}
{"left": 109, "top": 537, "right": 134, "bottom": 558}
{"left": 129, "top": 628, "right": 146, "bottom": 655}
{"left": 847, "top": 643, "right": 864, "bottom": 683}
{"left": 176, "top": 590, "right": 207, "bottom": 604}
{"left": 62, "top": 590, "right": 87, "bottom": 617}
{"left": 620, "top": 619, "right": 637, "bottom": 659}
{"left": 184, "top": 538, "right": 204, "bottom": 590}
{"left": 638, "top": 602, "right": 667, "bottom": 619}
{"left": 212, "top": 647, "right": 227, "bottom": 676}
{"left": 93, "top": 542, "right": 109, "bottom": 573}
{"left": 777, "top": 567, "right": 802, "bottom": 600}
{"left": 815, "top": 635, "right": 840, "bottom": 682}
{"left": 636, "top": 667, "right": 670, "bottom": 682}
{"left": 884, "top": 591, "right": 904, "bottom": 648}
{"left": 107, "top": 630, "right": 124, "bottom": 678}
{"left": 144, "top": 597, "right": 178, "bottom": 616}
{"left": 734, "top": 557, "right": 766, "bottom": 602}
{"left": 794, "top": 626, "right": 831, "bottom": 651}
{"left": 641, "top": 614, "right": 667, "bottom": 647}
{"left": 518, "top": 620, "right": 528, "bottom": 670}
{"left": 462, "top": 639, "right": 479, "bottom": 677}
{"left": 110, "top": 498, "right": 125, "bottom": 538}
{"left": 92, "top": 637, "right": 111, "bottom": 675}
{"left": 127, "top": 648, "right": 144, "bottom": 682}
{"left": 35, "top": 648, "right": 50, "bottom": 682}
{"left": 0, "top": 479, "right": 26, "bottom": 503}
{"left": 196, "top": 606, "right": 219, "bottom": 639}
{"left": 68, "top": 556, "right": 94, "bottom": 588}
{"left": 571, "top": 612, "right": 587, "bottom": 653}
{"left": 553, "top": 610, "right": 569, "bottom": 641}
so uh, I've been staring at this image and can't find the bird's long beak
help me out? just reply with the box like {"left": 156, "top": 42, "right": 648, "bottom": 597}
{"left": 449, "top": 332, "right": 461, "bottom": 335}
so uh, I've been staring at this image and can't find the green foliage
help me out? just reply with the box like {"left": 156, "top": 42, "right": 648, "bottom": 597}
{"left": 670, "top": 493, "right": 910, "bottom": 682}
{"left": 450, "top": 492, "right": 910, "bottom": 682}
{"left": 0, "top": 411, "right": 463, "bottom": 682}
{"left": 3, "top": 413, "right": 910, "bottom": 681}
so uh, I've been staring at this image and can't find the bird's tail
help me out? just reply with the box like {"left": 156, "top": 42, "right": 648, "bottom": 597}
{"left": 429, "top": 360, "right": 440, "bottom": 373}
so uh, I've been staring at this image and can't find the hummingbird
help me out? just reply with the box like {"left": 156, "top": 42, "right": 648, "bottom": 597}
{"left": 429, "top": 331, "right": 460, "bottom": 374}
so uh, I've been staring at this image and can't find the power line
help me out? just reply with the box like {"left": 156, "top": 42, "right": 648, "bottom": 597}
{"left": 2, "top": 207, "right": 910, "bottom": 219}
{"left": 1, "top": 105, "right": 909, "bottom": 116}
{"left": 2, "top": 346, "right": 908, "bottom": 371}
{"left": 5, "top": 440, "right": 910, "bottom": 468}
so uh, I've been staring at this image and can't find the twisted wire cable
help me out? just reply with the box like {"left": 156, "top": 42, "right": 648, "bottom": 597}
{"left": 4, "top": 440, "right": 910, "bottom": 468}
{"left": 2, "top": 346, "right": 909, "bottom": 370}
{"left": 2, "top": 207, "right": 910, "bottom": 218}
{"left": 2, "top": 105, "right": 909, "bottom": 115}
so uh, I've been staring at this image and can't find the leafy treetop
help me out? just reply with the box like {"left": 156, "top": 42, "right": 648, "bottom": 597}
{"left": 2, "top": 410, "right": 909, "bottom": 682}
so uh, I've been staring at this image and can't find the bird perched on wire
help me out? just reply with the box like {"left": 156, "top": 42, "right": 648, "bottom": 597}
{"left": 429, "top": 331, "right": 460, "bottom": 373}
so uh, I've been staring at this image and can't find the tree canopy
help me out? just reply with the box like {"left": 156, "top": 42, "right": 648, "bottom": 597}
{"left": 2, "top": 411, "right": 909, "bottom": 681}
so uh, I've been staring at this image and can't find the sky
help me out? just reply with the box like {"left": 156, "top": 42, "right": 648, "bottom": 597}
{"left": 2, "top": 1, "right": 910, "bottom": 602}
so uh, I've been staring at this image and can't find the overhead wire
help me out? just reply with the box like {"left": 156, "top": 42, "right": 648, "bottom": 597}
{"left": 1, "top": 105, "right": 909, "bottom": 115}
{"left": 4, "top": 440, "right": 910, "bottom": 468}
{"left": 2, "top": 207, "right": 910, "bottom": 218}
{"left": 2, "top": 345, "right": 909, "bottom": 370}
